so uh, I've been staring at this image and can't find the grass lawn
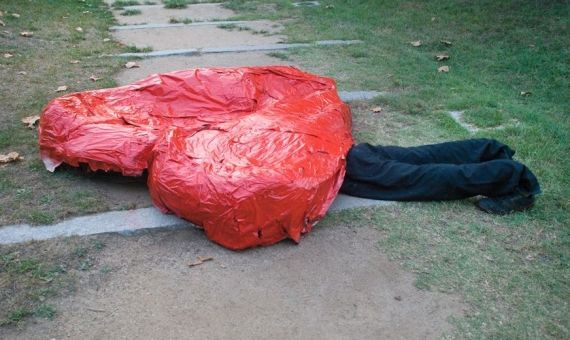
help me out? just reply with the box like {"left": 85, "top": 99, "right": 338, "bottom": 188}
{"left": 227, "top": 0, "right": 569, "bottom": 338}
{"left": 0, "top": 0, "right": 150, "bottom": 226}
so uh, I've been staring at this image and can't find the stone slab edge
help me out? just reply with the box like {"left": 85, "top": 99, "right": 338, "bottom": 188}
{"left": 0, "top": 195, "right": 392, "bottom": 245}
{"left": 117, "top": 40, "right": 363, "bottom": 58}
{"left": 110, "top": 21, "right": 249, "bottom": 31}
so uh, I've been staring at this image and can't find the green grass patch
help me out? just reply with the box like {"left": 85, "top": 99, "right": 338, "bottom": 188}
{"left": 120, "top": 9, "right": 142, "bottom": 16}
{"left": 0, "top": 237, "right": 112, "bottom": 327}
{"left": 111, "top": 0, "right": 140, "bottom": 8}
{"left": 266, "top": 51, "right": 290, "bottom": 61}
{"left": 163, "top": 0, "right": 188, "bottom": 9}
{"left": 169, "top": 17, "right": 192, "bottom": 24}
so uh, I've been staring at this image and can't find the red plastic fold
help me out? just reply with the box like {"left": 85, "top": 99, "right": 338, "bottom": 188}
{"left": 39, "top": 66, "right": 353, "bottom": 249}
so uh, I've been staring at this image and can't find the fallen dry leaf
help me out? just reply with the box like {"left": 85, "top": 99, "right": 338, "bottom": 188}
{"left": 82, "top": 11, "right": 91, "bottom": 14}
{"left": 17, "top": 71, "right": 26, "bottom": 75}
{"left": 371, "top": 106, "right": 382, "bottom": 113}
{"left": 11, "top": 13, "right": 20, "bottom": 18}
{"left": 438, "top": 65, "right": 450, "bottom": 73}
{"left": 0, "top": 10, "right": 3, "bottom": 17}
{"left": 70, "top": 59, "right": 80, "bottom": 64}
{"left": 435, "top": 53, "right": 449, "bottom": 61}
{"left": 0, "top": 20, "right": 5, "bottom": 27}
{"left": 440, "top": 39, "right": 452, "bottom": 46}
{"left": 75, "top": 27, "right": 83, "bottom": 32}
{"left": 20, "top": 31, "right": 33, "bottom": 37}
{"left": 520, "top": 91, "right": 532, "bottom": 97}
{"left": 89, "top": 74, "right": 101, "bottom": 82}
{"left": 431, "top": 17, "right": 436, "bottom": 21}
{"left": 188, "top": 256, "right": 214, "bottom": 267}
{"left": 124, "top": 61, "right": 140, "bottom": 69}
{"left": 103, "top": 38, "right": 110, "bottom": 42}
{"left": 0, "top": 152, "right": 23, "bottom": 164}
{"left": 55, "top": 85, "right": 68, "bottom": 92}
{"left": 4, "top": 53, "right": 13, "bottom": 58}
{"left": 21, "top": 115, "right": 40, "bottom": 129}
{"left": 410, "top": 40, "right": 422, "bottom": 47}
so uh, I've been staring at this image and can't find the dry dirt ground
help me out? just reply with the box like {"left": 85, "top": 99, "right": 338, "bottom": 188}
{"left": 1, "top": 224, "right": 464, "bottom": 339}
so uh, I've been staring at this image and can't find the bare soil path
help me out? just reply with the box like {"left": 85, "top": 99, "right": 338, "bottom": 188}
{"left": 1, "top": 225, "right": 464, "bottom": 339}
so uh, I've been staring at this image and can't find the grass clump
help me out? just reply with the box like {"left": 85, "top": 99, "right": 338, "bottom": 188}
{"left": 120, "top": 9, "right": 142, "bottom": 16}
{"left": 169, "top": 17, "right": 193, "bottom": 24}
{"left": 163, "top": 0, "right": 188, "bottom": 9}
{"left": 111, "top": 0, "right": 140, "bottom": 9}
{"left": 267, "top": 51, "right": 289, "bottom": 60}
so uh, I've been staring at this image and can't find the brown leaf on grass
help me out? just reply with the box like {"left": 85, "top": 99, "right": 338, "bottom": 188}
{"left": 21, "top": 115, "right": 40, "bottom": 129}
{"left": 103, "top": 38, "right": 111, "bottom": 42}
{"left": 0, "top": 152, "right": 23, "bottom": 164}
{"left": 11, "top": 13, "right": 20, "bottom": 18}
{"left": 438, "top": 66, "right": 450, "bottom": 73}
{"left": 55, "top": 85, "right": 68, "bottom": 92}
{"left": 0, "top": 20, "right": 5, "bottom": 27}
{"left": 410, "top": 40, "right": 422, "bottom": 47}
{"left": 520, "top": 91, "right": 532, "bottom": 97}
{"left": 435, "top": 53, "right": 449, "bottom": 61}
{"left": 70, "top": 59, "right": 80, "bottom": 64}
{"left": 4, "top": 53, "right": 13, "bottom": 58}
{"left": 89, "top": 74, "right": 101, "bottom": 82}
{"left": 17, "top": 71, "right": 26, "bottom": 75}
{"left": 75, "top": 27, "right": 83, "bottom": 32}
{"left": 124, "top": 61, "right": 140, "bottom": 69}
{"left": 188, "top": 256, "right": 213, "bottom": 267}
{"left": 0, "top": 10, "right": 3, "bottom": 17}
{"left": 371, "top": 106, "right": 382, "bottom": 113}
{"left": 20, "top": 31, "right": 33, "bottom": 37}
{"left": 440, "top": 40, "right": 452, "bottom": 46}
{"left": 82, "top": 11, "right": 91, "bottom": 14}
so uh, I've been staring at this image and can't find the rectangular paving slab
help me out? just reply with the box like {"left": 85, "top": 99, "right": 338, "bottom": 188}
{"left": 113, "top": 25, "right": 286, "bottom": 51}
{"left": 0, "top": 195, "right": 391, "bottom": 245}
{"left": 115, "top": 52, "right": 297, "bottom": 85}
{"left": 112, "top": 3, "right": 234, "bottom": 25}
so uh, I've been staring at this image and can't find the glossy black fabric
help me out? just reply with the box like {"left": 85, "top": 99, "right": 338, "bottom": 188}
{"left": 340, "top": 139, "right": 541, "bottom": 201}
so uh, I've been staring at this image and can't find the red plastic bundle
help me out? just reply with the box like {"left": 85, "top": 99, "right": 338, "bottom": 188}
{"left": 39, "top": 66, "right": 353, "bottom": 249}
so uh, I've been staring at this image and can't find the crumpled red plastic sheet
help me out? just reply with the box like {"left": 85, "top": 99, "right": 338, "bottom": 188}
{"left": 39, "top": 66, "right": 353, "bottom": 250}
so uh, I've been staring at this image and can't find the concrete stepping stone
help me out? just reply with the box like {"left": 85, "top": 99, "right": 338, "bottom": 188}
{"left": 293, "top": 1, "right": 321, "bottom": 7}
{"left": 113, "top": 24, "right": 286, "bottom": 51}
{"left": 0, "top": 195, "right": 392, "bottom": 245}
{"left": 110, "top": 19, "right": 285, "bottom": 32}
{"left": 115, "top": 52, "right": 297, "bottom": 85}
{"left": 111, "top": 3, "right": 234, "bottom": 25}
{"left": 118, "top": 40, "right": 363, "bottom": 57}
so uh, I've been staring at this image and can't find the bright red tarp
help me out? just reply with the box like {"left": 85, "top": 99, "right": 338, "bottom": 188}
{"left": 39, "top": 66, "right": 353, "bottom": 249}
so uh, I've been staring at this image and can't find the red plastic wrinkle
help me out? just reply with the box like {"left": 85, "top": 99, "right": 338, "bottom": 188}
{"left": 39, "top": 66, "right": 353, "bottom": 250}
